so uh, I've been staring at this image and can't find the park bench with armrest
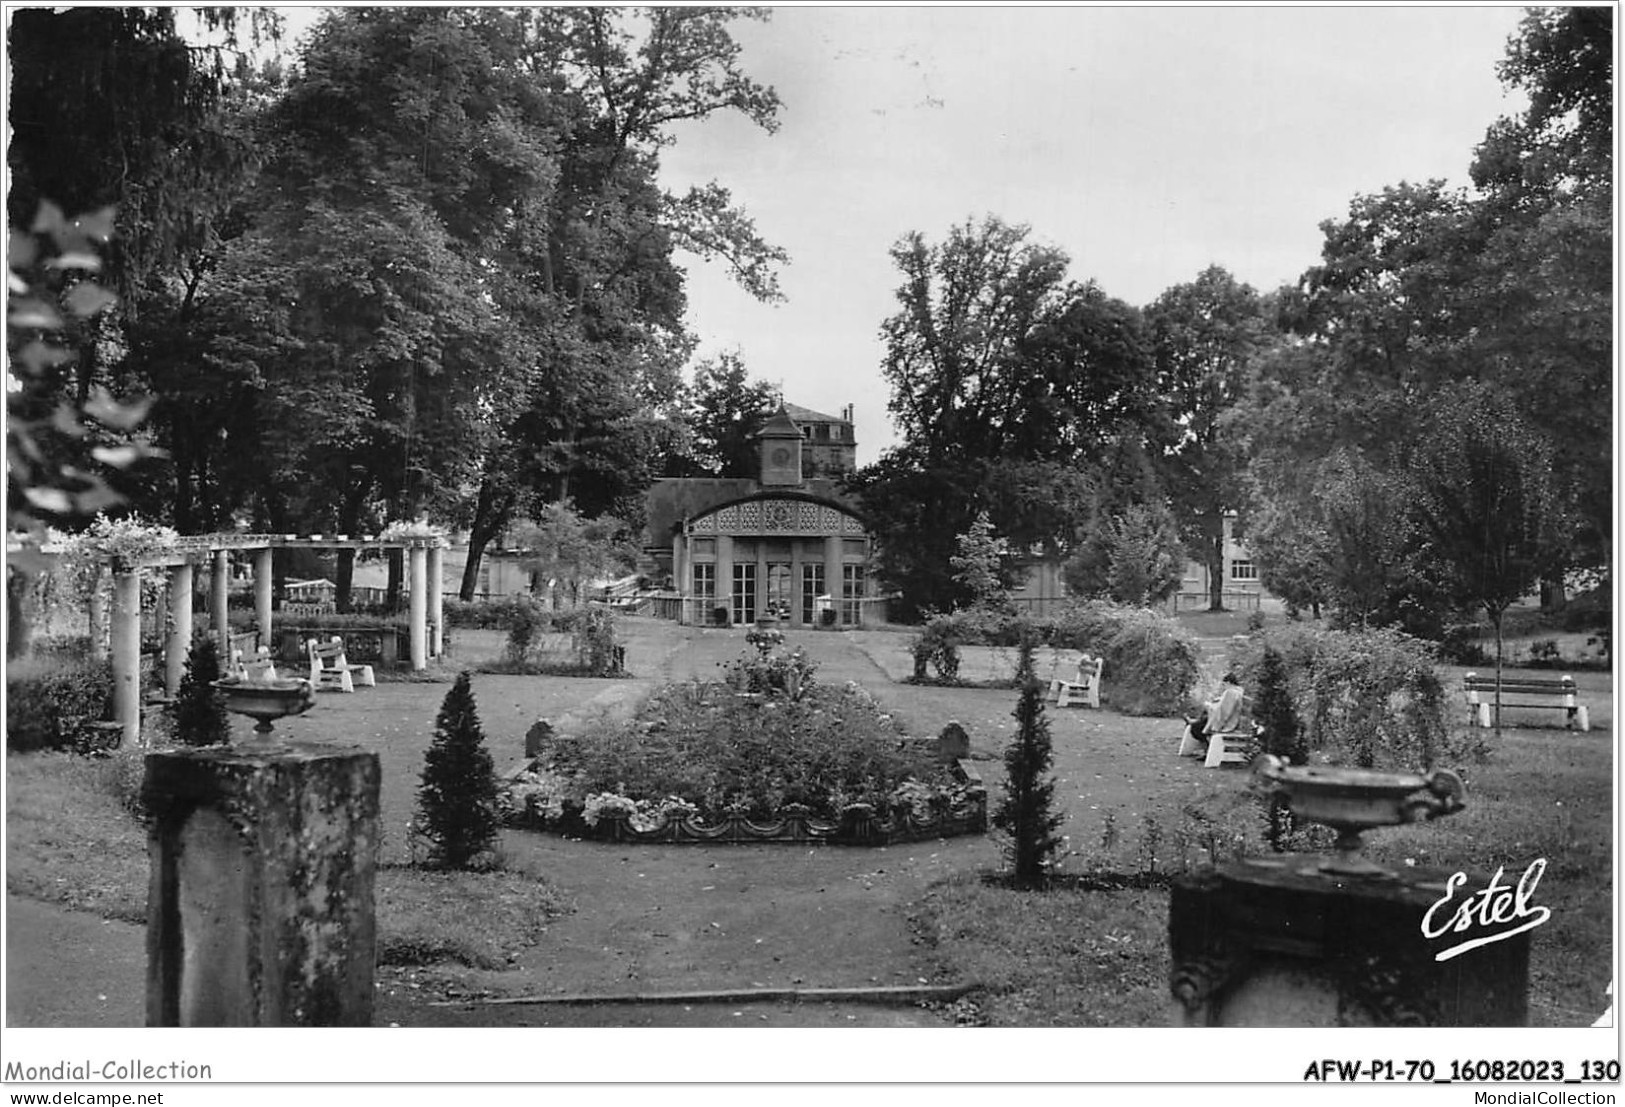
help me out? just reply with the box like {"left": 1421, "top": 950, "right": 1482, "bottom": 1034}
{"left": 1176, "top": 689, "right": 1257, "bottom": 768}
{"left": 1048, "top": 653, "right": 1104, "bottom": 709}
{"left": 230, "top": 645, "right": 279, "bottom": 682}
{"left": 1463, "top": 672, "right": 1590, "bottom": 731}
{"left": 307, "top": 636, "right": 376, "bottom": 693}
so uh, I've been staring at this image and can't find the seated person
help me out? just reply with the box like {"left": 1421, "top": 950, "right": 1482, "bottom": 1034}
{"left": 1183, "top": 671, "right": 1244, "bottom": 750}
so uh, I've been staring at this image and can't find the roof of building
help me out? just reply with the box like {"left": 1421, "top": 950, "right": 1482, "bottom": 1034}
{"left": 644, "top": 476, "right": 857, "bottom": 544}
{"left": 756, "top": 407, "right": 803, "bottom": 439}
{"left": 782, "top": 401, "right": 848, "bottom": 426}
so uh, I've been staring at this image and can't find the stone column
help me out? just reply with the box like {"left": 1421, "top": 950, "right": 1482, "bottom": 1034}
{"left": 254, "top": 547, "right": 274, "bottom": 654}
{"left": 1168, "top": 856, "right": 1530, "bottom": 1026}
{"left": 212, "top": 550, "right": 230, "bottom": 657}
{"left": 672, "top": 533, "right": 687, "bottom": 625}
{"left": 408, "top": 545, "right": 427, "bottom": 671}
{"left": 88, "top": 567, "right": 108, "bottom": 659}
{"left": 165, "top": 563, "right": 195, "bottom": 697}
{"left": 111, "top": 568, "right": 142, "bottom": 748}
{"left": 715, "top": 535, "right": 734, "bottom": 626}
{"left": 824, "top": 534, "right": 844, "bottom": 624}
{"left": 427, "top": 545, "right": 444, "bottom": 658}
{"left": 145, "top": 743, "right": 380, "bottom": 1026}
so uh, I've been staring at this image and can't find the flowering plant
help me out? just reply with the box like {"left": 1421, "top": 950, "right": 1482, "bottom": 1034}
{"left": 507, "top": 767, "right": 573, "bottom": 823}
{"left": 581, "top": 791, "right": 638, "bottom": 827}
{"left": 379, "top": 519, "right": 445, "bottom": 541}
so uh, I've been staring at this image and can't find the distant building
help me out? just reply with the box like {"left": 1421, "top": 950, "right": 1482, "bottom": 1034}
{"left": 1174, "top": 512, "right": 1266, "bottom": 611}
{"left": 781, "top": 402, "right": 857, "bottom": 478}
{"left": 644, "top": 404, "right": 874, "bottom": 626}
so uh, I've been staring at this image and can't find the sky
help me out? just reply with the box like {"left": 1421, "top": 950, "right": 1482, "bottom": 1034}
{"left": 654, "top": 4, "right": 1534, "bottom": 465}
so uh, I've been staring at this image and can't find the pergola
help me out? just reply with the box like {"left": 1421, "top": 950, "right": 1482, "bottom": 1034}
{"left": 89, "top": 531, "right": 449, "bottom": 745}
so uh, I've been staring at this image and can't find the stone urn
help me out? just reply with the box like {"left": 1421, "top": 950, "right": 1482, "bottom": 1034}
{"left": 213, "top": 677, "right": 317, "bottom": 737}
{"left": 1252, "top": 754, "right": 1466, "bottom": 878}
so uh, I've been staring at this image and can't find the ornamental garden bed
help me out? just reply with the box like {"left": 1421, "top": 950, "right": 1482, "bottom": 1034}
{"left": 504, "top": 646, "right": 987, "bottom": 846}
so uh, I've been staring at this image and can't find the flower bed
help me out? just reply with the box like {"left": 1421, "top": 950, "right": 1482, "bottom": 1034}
{"left": 504, "top": 648, "right": 986, "bottom": 846}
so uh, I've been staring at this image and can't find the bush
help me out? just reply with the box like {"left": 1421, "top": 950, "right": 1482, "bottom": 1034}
{"left": 556, "top": 605, "right": 620, "bottom": 675}
{"left": 442, "top": 595, "right": 543, "bottom": 630}
{"left": 992, "top": 647, "right": 1066, "bottom": 888}
{"left": 1230, "top": 623, "right": 1452, "bottom": 771}
{"left": 172, "top": 638, "right": 230, "bottom": 747}
{"left": 910, "top": 612, "right": 972, "bottom": 682}
{"left": 502, "top": 595, "right": 556, "bottom": 667}
{"left": 415, "top": 673, "right": 501, "bottom": 870}
{"left": 6, "top": 656, "right": 113, "bottom": 752}
{"left": 521, "top": 676, "right": 953, "bottom": 824}
{"left": 1047, "top": 601, "right": 1201, "bottom": 716}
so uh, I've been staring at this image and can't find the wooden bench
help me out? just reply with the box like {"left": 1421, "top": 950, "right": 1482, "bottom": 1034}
{"left": 1048, "top": 653, "right": 1104, "bottom": 709}
{"left": 1464, "top": 672, "right": 1590, "bottom": 731}
{"left": 307, "top": 636, "right": 376, "bottom": 693}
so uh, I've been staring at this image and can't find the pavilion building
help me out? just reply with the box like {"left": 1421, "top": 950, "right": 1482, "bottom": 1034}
{"left": 643, "top": 404, "right": 874, "bottom": 626}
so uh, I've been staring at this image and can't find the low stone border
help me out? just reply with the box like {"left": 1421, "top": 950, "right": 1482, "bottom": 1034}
{"left": 507, "top": 759, "right": 987, "bottom": 847}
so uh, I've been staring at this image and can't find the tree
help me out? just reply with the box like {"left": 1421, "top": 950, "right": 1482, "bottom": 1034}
{"left": 507, "top": 501, "right": 639, "bottom": 609}
{"left": 673, "top": 352, "right": 781, "bottom": 477}
{"left": 880, "top": 216, "right": 1070, "bottom": 466}
{"left": 416, "top": 672, "right": 501, "bottom": 870}
{"left": 1408, "top": 384, "right": 1567, "bottom": 723}
{"left": 950, "top": 510, "right": 1012, "bottom": 615}
{"left": 1147, "top": 266, "right": 1270, "bottom": 611}
{"left": 1063, "top": 502, "right": 1185, "bottom": 607}
{"left": 864, "top": 216, "right": 1163, "bottom": 617}
{"left": 993, "top": 648, "right": 1066, "bottom": 889}
{"left": 172, "top": 637, "right": 230, "bottom": 747}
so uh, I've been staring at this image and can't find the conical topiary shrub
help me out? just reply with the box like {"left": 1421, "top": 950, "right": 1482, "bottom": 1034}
{"left": 416, "top": 671, "right": 500, "bottom": 870}
{"left": 1254, "top": 645, "right": 1307, "bottom": 851}
{"left": 993, "top": 641, "right": 1066, "bottom": 888}
{"left": 173, "top": 637, "right": 230, "bottom": 747}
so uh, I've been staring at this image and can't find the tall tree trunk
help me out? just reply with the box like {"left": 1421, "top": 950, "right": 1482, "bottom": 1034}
{"left": 1206, "top": 529, "right": 1226, "bottom": 612}
{"left": 460, "top": 477, "right": 515, "bottom": 601}
{"left": 386, "top": 549, "right": 403, "bottom": 610}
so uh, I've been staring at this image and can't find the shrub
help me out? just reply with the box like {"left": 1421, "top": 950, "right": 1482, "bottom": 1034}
{"left": 1230, "top": 623, "right": 1451, "bottom": 771}
{"left": 416, "top": 672, "right": 501, "bottom": 870}
{"left": 992, "top": 645, "right": 1066, "bottom": 887}
{"left": 721, "top": 640, "right": 818, "bottom": 700}
{"left": 522, "top": 677, "right": 950, "bottom": 824}
{"left": 6, "top": 655, "right": 113, "bottom": 752}
{"left": 1047, "top": 601, "right": 1200, "bottom": 716}
{"left": 557, "top": 605, "right": 619, "bottom": 675}
{"left": 910, "top": 611, "right": 971, "bottom": 682}
{"left": 172, "top": 638, "right": 230, "bottom": 747}
{"left": 1253, "top": 646, "right": 1306, "bottom": 852}
{"left": 442, "top": 595, "right": 543, "bottom": 630}
{"left": 502, "top": 595, "right": 555, "bottom": 667}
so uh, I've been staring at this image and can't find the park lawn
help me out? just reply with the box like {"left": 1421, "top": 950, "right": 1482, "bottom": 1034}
{"left": 4, "top": 748, "right": 570, "bottom": 970}
{"left": 910, "top": 714, "right": 1613, "bottom": 1027}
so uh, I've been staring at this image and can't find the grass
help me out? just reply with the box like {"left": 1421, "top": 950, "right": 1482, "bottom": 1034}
{"left": 5, "top": 746, "right": 570, "bottom": 970}
{"left": 909, "top": 716, "right": 1614, "bottom": 1027}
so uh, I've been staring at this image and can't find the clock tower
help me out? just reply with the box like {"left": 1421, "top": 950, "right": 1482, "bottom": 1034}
{"left": 756, "top": 406, "right": 804, "bottom": 487}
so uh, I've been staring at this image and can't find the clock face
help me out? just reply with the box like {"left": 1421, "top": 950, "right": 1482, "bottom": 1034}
{"left": 771, "top": 446, "right": 791, "bottom": 466}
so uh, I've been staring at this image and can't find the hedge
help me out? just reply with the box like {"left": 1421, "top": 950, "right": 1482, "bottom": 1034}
{"left": 7, "top": 656, "right": 115, "bottom": 753}
{"left": 908, "top": 601, "right": 1200, "bottom": 716}
{"left": 1226, "top": 622, "right": 1453, "bottom": 771}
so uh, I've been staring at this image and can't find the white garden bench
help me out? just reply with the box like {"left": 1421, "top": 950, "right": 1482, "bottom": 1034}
{"left": 306, "top": 636, "right": 376, "bottom": 693}
{"left": 230, "top": 645, "right": 279, "bottom": 682}
{"left": 1048, "top": 653, "right": 1103, "bottom": 709}
{"left": 1463, "top": 672, "right": 1590, "bottom": 731}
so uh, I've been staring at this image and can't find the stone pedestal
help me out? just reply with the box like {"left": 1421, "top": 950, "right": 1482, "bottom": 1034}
{"left": 144, "top": 742, "right": 380, "bottom": 1026}
{"left": 1169, "top": 855, "right": 1529, "bottom": 1027}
